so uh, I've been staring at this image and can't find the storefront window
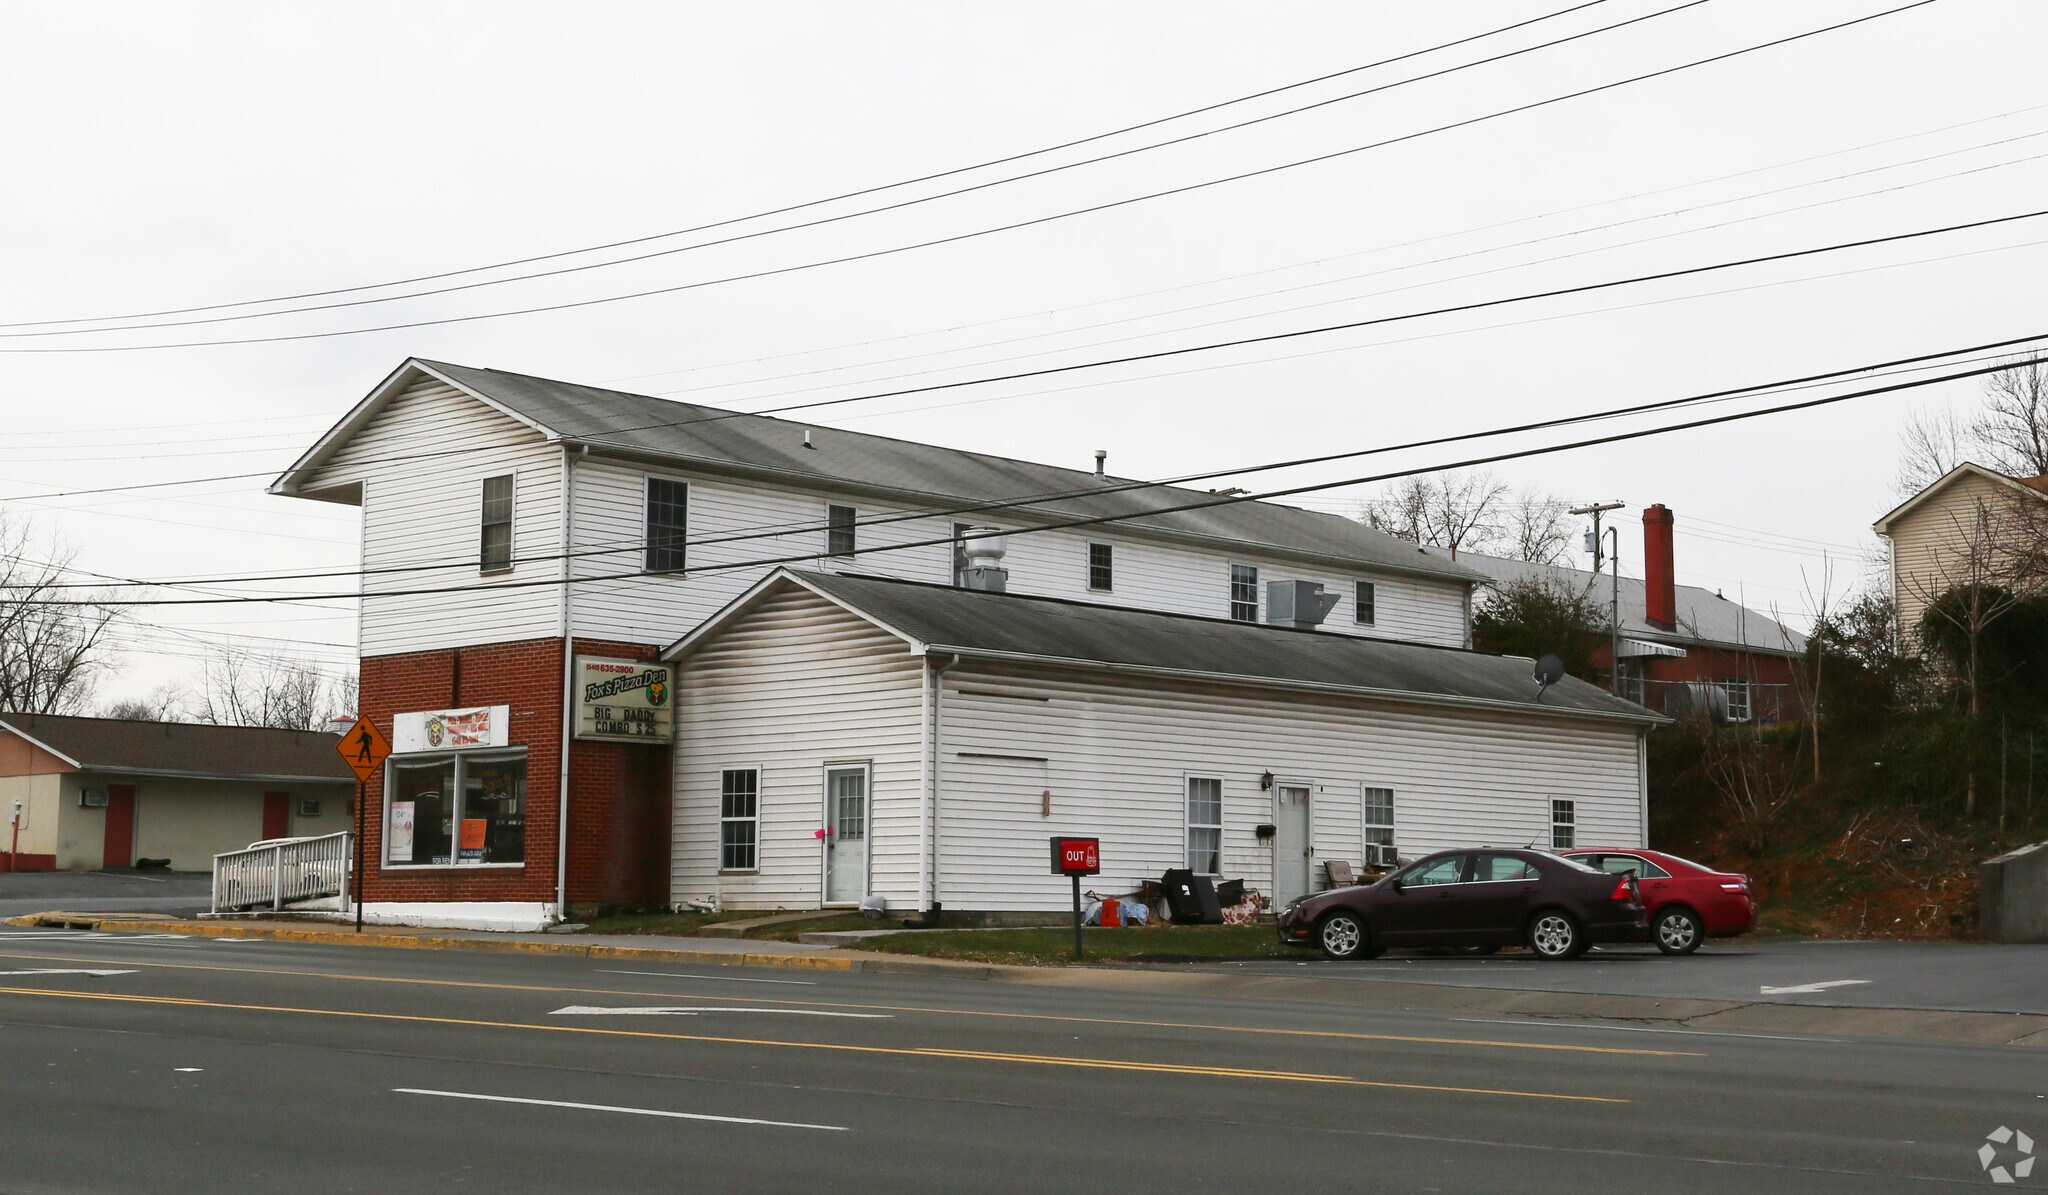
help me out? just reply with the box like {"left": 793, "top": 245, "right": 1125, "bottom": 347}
{"left": 385, "top": 752, "right": 525, "bottom": 867}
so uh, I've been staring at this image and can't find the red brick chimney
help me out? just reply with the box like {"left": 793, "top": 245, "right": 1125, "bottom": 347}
{"left": 1642, "top": 504, "right": 1676, "bottom": 631}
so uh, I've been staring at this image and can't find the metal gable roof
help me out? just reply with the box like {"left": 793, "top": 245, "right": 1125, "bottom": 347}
{"left": 397, "top": 359, "right": 1484, "bottom": 584}
{"left": 0, "top": 714, "right": 355, "bottom": 783}
{"left": 694, "top": 569, "right": 1659, "bottom": 725}
{"left": 1424, "top": 547, "right": 1808, "bottom": 656}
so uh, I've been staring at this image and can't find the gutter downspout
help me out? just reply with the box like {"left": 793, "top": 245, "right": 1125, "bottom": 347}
{"left": 924, "top": 653, "right": 958, "bottom": 916}
{"left": 555, "top": 443, "right": 587, "bottom": 922}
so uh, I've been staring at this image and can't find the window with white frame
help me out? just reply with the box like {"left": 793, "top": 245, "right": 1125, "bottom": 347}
{"left": 385, "top": 751, "right": 527, "bottom": 867}
{"left": 824, "top": 504, "right": 857, "bottom": 557}
{"left": 644, "top": 478, "right": 688, "bottom": 573}
{"left": 479, "top": 475, "right": 514, "bottom": 572}
{"left": 1550, "top": 799, "right": 1576, "bottom": 850}
{"left": 1362, "top": 786, "right": 1395, "bottom": 864}
{"left": 1185, "top": 776, "right": 1223, "bottom": 874}
{"left": 1355, "top": 580, "right": 1377, "bottom": 625}
{"left": 1229, "top": 564, "right": 1259, "bottom": 623}
{"left": 1722, "top": 677, "right": 1752, "bottom": 723}
{"left": 1087, "top": 542, "right": 1113, "bottom": 592}
{"left": 720, "top": 768, "right": 760, "bottom": 872}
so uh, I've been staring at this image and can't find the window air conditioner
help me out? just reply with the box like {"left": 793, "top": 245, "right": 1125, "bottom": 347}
{"left": 1365, "top": 843, "right": 1399, "bottom": 870}
{"left": 298, "top": 798, "right": 322, "bottom": 818}
{"left": 79, "top": 787, "right": 108, "bottom": 808}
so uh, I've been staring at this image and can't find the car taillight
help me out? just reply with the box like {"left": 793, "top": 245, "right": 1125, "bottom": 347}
{"left": 1610, "top": 878, "right": 1636, "bottom": 902}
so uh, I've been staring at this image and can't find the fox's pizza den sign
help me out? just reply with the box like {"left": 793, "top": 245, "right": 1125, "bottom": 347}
{"left": 575, "top": 657, "right": 675, "bottom": 744}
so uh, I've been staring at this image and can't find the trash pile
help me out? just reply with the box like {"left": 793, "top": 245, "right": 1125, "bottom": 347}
{"left": 1082, "top": 868, "right": 1266, "bottom": 927}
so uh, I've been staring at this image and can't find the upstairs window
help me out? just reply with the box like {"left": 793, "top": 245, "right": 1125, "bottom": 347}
{"left": 1229, "top": 564, "right": 1259, "bottom": 623}
{"left": 825, "top": 504, "right": 857, "bottom": 557}
{"left": 1087, "top": 543, "right": 1113, "bottom": 592}
{"left": 479, "top": 475, "right": 514, "bottom": 573}
{"left": 1550, "top": 799, "right": 1576, "bottom": 850}
{"left": 1355, "top": 581, "right": 1377, "bottom": 625}
{"left": 645, "top": 478, "right": 688, "bottom": 573}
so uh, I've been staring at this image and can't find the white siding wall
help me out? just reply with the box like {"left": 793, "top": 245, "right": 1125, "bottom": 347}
{"left": 303, "top": 378, "right": 564, "bottom": 656}
{"left": 1887, "top": 471, "right": 2034, "bottom": 654}
{"left": 669, "top": 587, "right": 924, "bottom": 910}
{"left": 667, "top": 585, "right": 1645, "bottom": 913}
{"left": 570, "top": 459, "right": 1469, "bottom": 649}
{"left": 934, "top": 666, "right": 1645, "bottom": 913}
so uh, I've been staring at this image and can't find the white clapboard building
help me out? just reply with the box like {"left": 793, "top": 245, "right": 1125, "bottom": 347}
{"left": 273, "top": 357, "right": 1654, "bottom": 927}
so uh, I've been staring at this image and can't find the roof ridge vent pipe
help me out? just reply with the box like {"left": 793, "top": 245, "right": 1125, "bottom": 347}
{"left": 1642, "top": 504, "right": 1677, "bottom": 631}
{"left": 1093, "top": 450, "right": 1107, "bottom": 479}
{"left": 960, "top": 528, "right": 1008, "bottom": 593}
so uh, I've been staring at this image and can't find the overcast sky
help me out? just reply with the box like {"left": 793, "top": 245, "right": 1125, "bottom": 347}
{"left": 5, "top": 0, "right": 2045, "bottom": 708}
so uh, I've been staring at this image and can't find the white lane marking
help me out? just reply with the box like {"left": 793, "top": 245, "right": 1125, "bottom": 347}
{"left": 1760, "top": 979, "right": 1872, "bottom": 995}
{"left": 597, "top": 969, "right": 817, "bottom": 986}
{"left": 551, "top": 1005, "right": 889, "bottom": 1018}
{"left": 1448, "top": 1017, "right": 1842, "bottom": 1043}
{"left": 174, "top": 1068, "right": 203, "bottom": 1073}
{"left": 394, "top": 1088, "right": 847, "bottom": 1131}
{"left": 0, "top": 968, "right": 137, "bottom": 977}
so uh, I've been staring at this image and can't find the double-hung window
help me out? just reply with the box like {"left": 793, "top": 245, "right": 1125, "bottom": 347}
{"left": 1362, "top": 786, "right": 1395, "bottom": 866}
{"left": 1229, "top": 564, "right": 1259, "bottom": 623}
{"left": 1087, "top": 543, "right": 1113, "bottom": 592}
{"left": 479, "top": 475, "right": 514, "bottom": 572}
{"left": 645, "top": 478, "right": 688, "bottom": 573}
{"left": 1355, "top": 581, "right": 1376, "bottom": 625}
{"left": 825, "top": 504, "right": 857, "bottom": 557}
{"left": 720, "top": 768, "right": 760, "bottom": 872}
{"left": 385, "top": 751, "right": 527, "bottom": 867}
{"left": 1184, "top": 776, "right": 1223, "bottom": 874}
{"left": 1722, "top": 677, "right": 1752, "bottom": 723}
{"left": 1550, "top": 799, "right": 1576, "bottom": 850}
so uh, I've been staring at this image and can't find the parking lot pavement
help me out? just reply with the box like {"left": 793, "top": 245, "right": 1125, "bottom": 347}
{"left": 1217, "top": 939, "right": 2048, "bottom": 1015}
{"left": 0, "top": 870, "right": 213, "bottom": 920}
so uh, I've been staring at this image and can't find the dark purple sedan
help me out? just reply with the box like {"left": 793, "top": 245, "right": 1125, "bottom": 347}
{"left": 1277, "top": 848, "right": 1648, "bottom": 961}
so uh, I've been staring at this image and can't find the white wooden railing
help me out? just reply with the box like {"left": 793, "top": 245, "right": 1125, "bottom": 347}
{"left": 212, "top": 832, "right": 351, "bottom": 914}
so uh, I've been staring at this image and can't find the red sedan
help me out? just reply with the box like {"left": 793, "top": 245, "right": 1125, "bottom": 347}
{"left": 1561, "top": 849, "right": 1757, "bottom": 954}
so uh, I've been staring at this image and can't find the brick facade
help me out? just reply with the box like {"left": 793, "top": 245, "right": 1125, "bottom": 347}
{"left": 358, "top": 636, "right": 671, "bottom": 914}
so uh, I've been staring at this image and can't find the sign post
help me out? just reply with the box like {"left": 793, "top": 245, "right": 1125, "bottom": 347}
{"left": 1048, "top": 836, "right": 1100, "bottom": 960}
{"left": 337, "top": 716, "right": 393, "bottom": 934}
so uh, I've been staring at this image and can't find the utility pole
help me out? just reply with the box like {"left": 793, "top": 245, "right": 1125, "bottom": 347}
{"left": 1572, "top": 501, "right": 1626, "bottom": 695}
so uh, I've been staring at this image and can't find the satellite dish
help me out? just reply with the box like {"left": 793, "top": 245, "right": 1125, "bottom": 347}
{"left": 1532, "top": 654, "right": 1566, "bottom": 699}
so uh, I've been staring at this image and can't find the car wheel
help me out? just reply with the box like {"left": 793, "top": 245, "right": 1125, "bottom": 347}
{"left": 1317, "top": 911, "right": 1378, "bottom": 961}
{"left": 1526, "top": 910, "right": 1582, "bottom": 961}
{"left": 1653, "top": 907, "right": 1704, "bottom": 956}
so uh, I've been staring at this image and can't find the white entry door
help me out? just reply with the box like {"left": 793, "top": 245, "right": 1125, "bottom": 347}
{"left": 824, "top": 765, "right": 869, "bottom": 904}
{"left": 1272, "top": 784, "right": 1313, "bottom": 907}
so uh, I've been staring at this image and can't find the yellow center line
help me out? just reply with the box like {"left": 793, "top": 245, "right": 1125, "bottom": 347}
{"left": 0, "top": 949, "right": 1698, "bottom": 1058}
{"left": 0, "top": 984, "right": 1628, "bottom": 1103}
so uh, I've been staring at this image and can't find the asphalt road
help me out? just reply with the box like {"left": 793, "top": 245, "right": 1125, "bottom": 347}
{"left": 0, "top": 870, "right": 211, "bottom": 919}
{"left": 1220, "top": 939, "right": 2048, "bottom": 1015}
{"left": 0, "top": 927, "right": 2042, "bottom": 1192}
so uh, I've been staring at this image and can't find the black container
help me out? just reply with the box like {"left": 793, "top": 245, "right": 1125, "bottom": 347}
{"left": 1214, "top": 878, "right": 1246, "bottom": 907}
{"left": 1159, "top": 868, "right": 1224, "bottom": 924}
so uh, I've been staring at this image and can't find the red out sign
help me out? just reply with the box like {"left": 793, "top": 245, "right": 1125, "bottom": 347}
{"left": 1049, "top": 836, "right": 1100, "bottom": 876}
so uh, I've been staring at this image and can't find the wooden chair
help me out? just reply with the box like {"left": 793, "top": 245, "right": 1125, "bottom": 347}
{"left": 1324, "top": 859, "right": 1357, "bottom": 888}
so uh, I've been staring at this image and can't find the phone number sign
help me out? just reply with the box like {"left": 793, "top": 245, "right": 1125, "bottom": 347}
{"left": 1049, "top": 836, "right": 1100, "bottom": 876}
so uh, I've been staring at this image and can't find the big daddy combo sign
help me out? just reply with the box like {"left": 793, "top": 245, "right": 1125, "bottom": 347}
{"left": 574, "top": 656, "right": 676, "bottom": 744}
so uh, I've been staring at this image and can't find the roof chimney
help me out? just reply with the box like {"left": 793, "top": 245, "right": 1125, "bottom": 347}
{"left": 960, "top": 527, "right": 1008, "bottom": 593}
{"left": 1093, "top": 450, "right": 1107, "bottom": 479}
{"left": 1643, "top": 504, "right": 1676, "bottom": 631}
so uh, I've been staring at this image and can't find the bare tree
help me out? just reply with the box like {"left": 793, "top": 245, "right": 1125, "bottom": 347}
{"left": 1974, "top": 359, "right": 2048, "bottom": 479}
{"left": 98, "top": 683, "right": 188, "bottom": 722}
{"left": 1775, "top": 558, "right": 1837, "bottom": 785}
{"left": 192, "top": 644, "right": 355, "bottom": 730}
{"left": 1359, "top": 471, "right": 1576, "bottom": 564}
{"left": 1894, "top": 406, "right": 1976, "bottom": 496}
{"left": 1697, "top": 722, "right": 1802, "bottom": 854}
{"left": 0, "top": 518, "right": 117, "bottom": 715}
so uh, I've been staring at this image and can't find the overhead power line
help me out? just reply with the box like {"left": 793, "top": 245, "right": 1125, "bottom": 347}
{"left": 0, "top": 1, "right": 1934, "bottom": 355}
{"left": 27, "top": 350, "right": 2040, "bottom": 608}
{"left": 5, "top": 199, "right": 2036, "bottom": 507}
{"left": 0, "top": 1, "right": 1620, "bottom": 333}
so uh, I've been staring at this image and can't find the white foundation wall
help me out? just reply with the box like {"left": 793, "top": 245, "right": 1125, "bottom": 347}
{"left": 569, "top": 459, "right": 1471, "bottom": 649}
{"left": 669, "top": 586, "right": 925, "bottom": 912}
{"left": 935, "top": 665, "right": 1647, "bottom": 913}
